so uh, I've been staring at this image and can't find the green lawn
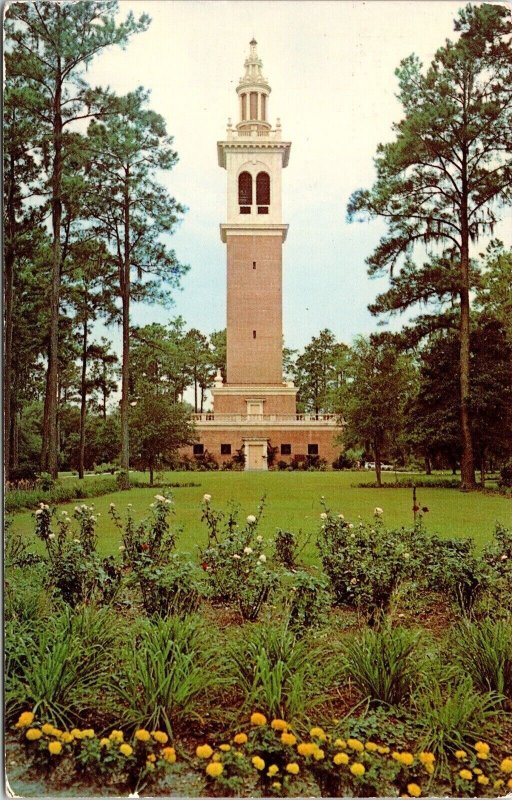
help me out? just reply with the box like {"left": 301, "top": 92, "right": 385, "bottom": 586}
{"left": 10, "top": 470, "right": 511, "bottom": 562}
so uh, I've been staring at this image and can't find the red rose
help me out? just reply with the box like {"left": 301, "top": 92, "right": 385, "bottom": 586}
{"left": 201, "top": 562, "right": 209, "bottom": 571}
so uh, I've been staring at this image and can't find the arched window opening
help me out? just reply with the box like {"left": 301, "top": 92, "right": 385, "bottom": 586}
{"left": 238, "top": 171, "right": 252, "bottom": 213}
{"left": 256, "top": 171, "right": 270, "bottom": 213}
{"left": 250, "top": 92, "right": 257, "bottom": 119}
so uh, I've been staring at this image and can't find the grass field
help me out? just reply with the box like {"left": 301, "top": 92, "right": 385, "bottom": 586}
{"left": 10, "top": 470, "right": 511, "bottom": 562}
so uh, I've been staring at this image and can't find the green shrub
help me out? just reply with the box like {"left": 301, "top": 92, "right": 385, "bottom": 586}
{"left": 279, "top": 570, "right": 332, "bottom": 634}
{"left": 112, "top": 615, "right": 228, "bottom": 734}
{"left": 5, "top": 475, "right": 119, "bottom": 512}
{"left": 317, "top": 509, "right": 417, "bottom": 621}
{"left": 199, "top": 496, "right": 278, "bottom": 620}
{"left": 136, "top": 554, "right": 206, "bottom": 618}
{"left": 225, "top": 622, "right": 330, "bottom": 720}
{"left": 448, "top": 618, "right": 512, "bottom": 701}
{"left": 273, "top": 529, "right": 297, "bottom": 569}
{"left": 425, "top": 536, "right": 488, "bottom": 616}
{"left": 483, "top": 523, "right": 512, "bottom": 596}
{"left": 341, "top": 625, "right": 429, "bottom": 706}
{"left": 34, "top": 504, "right": 122, "bottom": 607}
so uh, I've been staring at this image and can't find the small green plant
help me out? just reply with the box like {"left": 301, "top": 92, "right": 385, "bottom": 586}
{"left": 414, "top": 676, "right": 502, "bottom": 758}
{"left": 112, "top": 615, "right": 229, "bottom": 734}
{"left": 5, "top": 606, "right": 119, "bottom": 726}
{"left": 341, "top": 625, "right": 428, "bottom": 706}
{"left": 226, "top": 622, "right": 330, "bottom": 720}
{"left": 448, "top": 618, "right": 512, "bottom": 701}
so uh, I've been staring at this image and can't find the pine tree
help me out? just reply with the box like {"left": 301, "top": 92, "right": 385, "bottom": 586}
{"left": 347, "top": 4, "right": 512, "bottom": 490}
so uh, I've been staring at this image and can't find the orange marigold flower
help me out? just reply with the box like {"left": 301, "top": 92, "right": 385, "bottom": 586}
{"left": 271, "top": 719, "right": 288, "bottom": 732}
{"left": 250, "top": 712, "right": 267, "bottom": 726}
{"left": 16, "top": 712, "right": 35, "bottom": 728}
{"left": 234, "top": 733, "right": 248, "bottom": 745}
{"left": 407, "top": 783, "right": 421, "bottom": 797}
{"left": 281, "top": 732, "right": 297, "bottom": 746}
{"left": 162, "top": 747, "right": 176, "bottom": 764}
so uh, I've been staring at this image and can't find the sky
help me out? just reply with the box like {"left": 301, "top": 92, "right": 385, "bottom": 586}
{"left": 85, "top": 0, "right": 512, "bottom": 353}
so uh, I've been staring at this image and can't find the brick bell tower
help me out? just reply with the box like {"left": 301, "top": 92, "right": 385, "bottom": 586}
{"left": 215, "top": 42, "right": 295, "bottom": 399}
{"left": 188, "top": 40, "right": 339, "bottom": 470}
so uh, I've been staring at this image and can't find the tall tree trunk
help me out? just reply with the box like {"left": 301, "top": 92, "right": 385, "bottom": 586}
{"left": 149, "top": 462, "right": 154, "bottom": 487}
{"left": 119, "top": 167, "right": 131, "bottom": 488}
{"left": 480, "top": 450, "right": 485, "bottom": 488}
{"left": 425, "top": 454, "right": 432, "bottom": 475}
{"left": 194, "top": 372, "right": 198, "bottom": 413}
{"left": 200, "top": 386, "right": 204, "bottom": 413}
{"left": 78, "top": 316, "right": 88, "bottom": 479}
{"left": 4, "top": 140, "right": 16, "bottom": 481}
{"left": 374, "top": 441, "right": 382, "bottom": 488}
{"left": 459, "top": 148, "right": 476, "bottom": 491}
{"left": 42, "top": 60, "right": 63, "bottom": 479}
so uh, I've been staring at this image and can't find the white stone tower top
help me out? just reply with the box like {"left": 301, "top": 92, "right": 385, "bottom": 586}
{"left": 237, "top": 39, "right": 271, "bottom": 93}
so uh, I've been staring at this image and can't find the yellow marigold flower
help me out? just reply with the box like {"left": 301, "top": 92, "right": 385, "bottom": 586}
{"left": 365, "top": 741, "right": 379, "bottom": 752}
{"left": 378, "top": 746, "right": 390, "bottom": 754}
{"left": 508, "top": 778, "right": 512, "bottom": 790}
{"left": 477, "top": 775, "right": 489, "bottom": 786}
{"left": 48, "top": 741, "right": 62, "bottom": 755}
{"left": 455, "top": 750, "right": 467, "bottom": 760}
{"left": 313, "top": 747, "right": 325, "bottom": 761}
{"left": 424, "top": 763, "right": 434, "bottom": 775}
{"left": 334, "top": 752, "right": 349, "bottom": 765}
{"left": 206, "top": 762, "right": 223, "bottom": 778}
{"left": 347, "top": 738, "right": 364, "bottom": 752}
{"left": 82, "top": 729, "right": 94, "bottom": 739}
{"left": 196, "top": 744, "right": 214, "bottom": 759}
{"left": 109, "top": 730, "right": 123, "bottom": 743}
{"left": 272, "top": 782, "right": 282, "bottom": 790}
{"left": 271, "top": 719, "right": 288, "bottom": 732}
{"left": 26, "top": 729, "right": 42, "bottom": 741}
{"left": 310, "top": 727, "right": 326, "bottom": 741}
{"left": 219, "top": 744, "right": 231, "bottom": 752}
{"left": 146, "top": 761, "right": 155, "bottom": 772}
{"left": 151, "top": 730, "right": 168, "bottom": 744}
{"left": 42, "top": 723, "right": 56, "bottom": 735}
{"left": 147, "top": 753, "right": 156, "bottom": 762}
{"left": 234, "top": 733, "right": 248, "bottom": 745}
{"left": 350, "top": 762, "right": 365, "bottom": 777}
{"left": 162, "top": 747, "right": 176, "bottom": 764}
{"left": 16, "top": 712, "right": 35, "bottom": 728}
{"left": 393, "top": 750, "right": 414, "bottom": 767}
{"left": 61, "top": 732, "right": 74, "bottom": 744}
{"left": 250, "top": 712, "right": 267, "bottom": 726}
{"left": 407, "top": 783, "right": 421, "bottom": 797}
{"left": 119, "top": 744, "right": 133, "bottom": 757}
{"left": 252, "top": 756, "right": 265, "bottom": 771}
{"left": 500, "top": 758, "right": 512, "bottom": 774}
{"left": 212, "top": 752, "right": 221, "bottom": 762}
{"left": 459, "top": 769, "right": 473, "bottom": 780}
{"left": 474, "top": 741, "right": 490, "bottom": 755}
{"left": 267, "top": 764, "right": 279, "bottom": 777}
{"left": 73, "top": 730, "right": 85, "bottom": 740}
{"left": 334, "top": 738, "right": 347, "bottom": 749}
{"left": 297, "top": 742, "right": 316, "bottom": 757}
{"left": 281, "top": 732, "right": 297, "bottom": 746}
{"left": 419, "top": 752, "right": 435, "bottom": 765}
{"left": 135, "top": 729, "right": 151, "bottom": 742}
{"left": 494, "top": 780, "right": 504, "bottom": 789}
{"left": 100, "top": 738, "right": 110, "bottom": 747}
{"left": 286, "top": 762, "right": 300, "bottom": 775}
{"left": 473, "top": 768, "right": 482, "bottom": 775}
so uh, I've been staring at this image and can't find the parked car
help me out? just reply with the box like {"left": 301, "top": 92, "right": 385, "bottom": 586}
{"left": 365, "top": 461, "right": 394, "bottom": 470}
